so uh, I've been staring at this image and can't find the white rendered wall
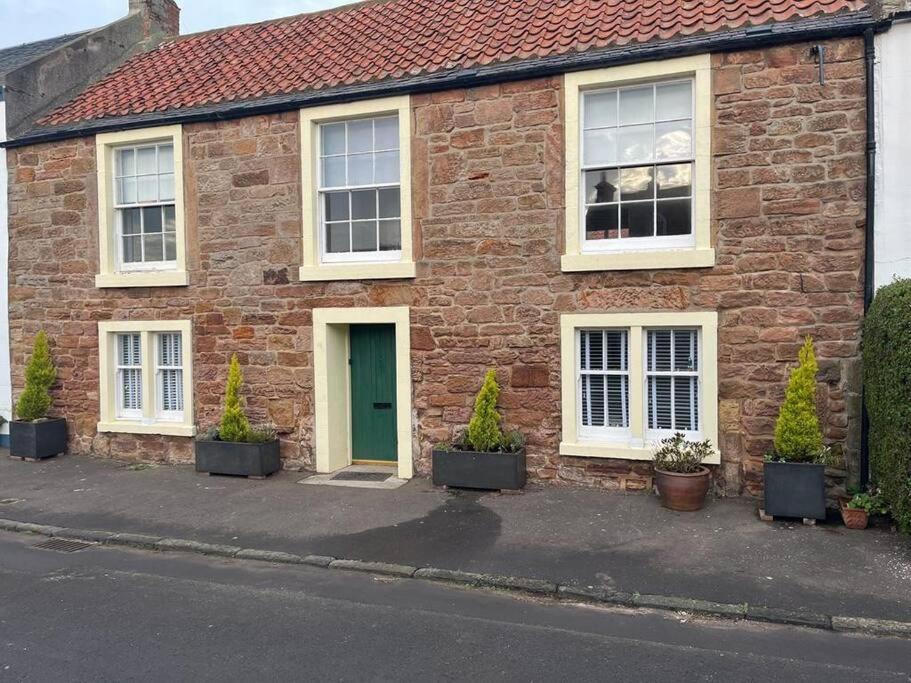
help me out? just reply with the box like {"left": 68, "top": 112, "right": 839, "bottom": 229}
{"left": 0, "top": 100, "right": 11, "bottom": 432}
{"left": 874, "top": 23, "right": 911, "bottom": 289}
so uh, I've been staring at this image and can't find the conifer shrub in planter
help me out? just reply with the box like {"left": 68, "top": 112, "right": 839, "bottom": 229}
{"left": 10, "top": 331, "right": 66, "bottom": 460}
{"left": 432, "top": 370, "right": 526, "bottom": 490}
{"left": 763, "top": 337, "right": 835, "bottom": 521}
{"left": 863, "top": 278, "right": 911, "bottom": 533}
{"left": 652, "top": 433, "right": 716, "bottom": 512}
{"left": 195, "top": 354, "right": 280, "bottom": 478}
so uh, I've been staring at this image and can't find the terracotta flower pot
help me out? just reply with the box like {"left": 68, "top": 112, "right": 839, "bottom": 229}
{"left": 654, "top": 466, "right": 711, "bottom": 512}
{"left": 841, "top": 504, "right": 869, "bottom": 530}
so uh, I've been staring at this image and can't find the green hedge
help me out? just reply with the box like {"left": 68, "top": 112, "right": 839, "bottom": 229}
{"left": 863, "top": 278, "right": 911, "bottom": 532}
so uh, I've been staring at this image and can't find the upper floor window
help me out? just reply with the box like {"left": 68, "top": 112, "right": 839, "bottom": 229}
{"left": 319, "top": 116, "right": 402, "bottom": 262}
{"left": 95, "top": 125, "right": 188, "bottom": 289}
{"left": 562, "top": 56, "right": 714, "bottom": 272}
{"left": 299, "top": 96, "right": 415, "bottom": 282}
{"left": 582, "top": 80, "right": 693, "bottom": 251}
{"left": 113, "top": 143, "right": 177, "bottom": 270}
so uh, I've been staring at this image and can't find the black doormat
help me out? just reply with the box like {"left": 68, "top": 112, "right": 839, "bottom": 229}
{"left": 331, "top": 471, "right": 392, "bottom": 482}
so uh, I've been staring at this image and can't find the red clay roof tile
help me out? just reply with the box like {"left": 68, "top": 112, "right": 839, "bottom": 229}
{"left": 40, "top": 0, "right": 865, "bottom": 126}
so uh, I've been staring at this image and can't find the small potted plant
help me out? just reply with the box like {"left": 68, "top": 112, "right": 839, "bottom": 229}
{"left": 763, "top": 337, "right": 835, "bottom": 521}
{"left": 652, "top": 433, "right": 715, "bottom": 511}
{"left": 840, "top": 490, "right": 888, "bottom": 530}
{"left": 10, "top": 331, "right": 66, "bottom": 460}
{"left": 432, "top": 369, "right": 526, "bottom": 490}
{"left": 195, "top": 354, "right": 280, "bottom": 478}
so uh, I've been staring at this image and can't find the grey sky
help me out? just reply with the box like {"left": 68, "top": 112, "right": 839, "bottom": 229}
{"left": 0, "top": 0, "right": 350, "bottom": 50}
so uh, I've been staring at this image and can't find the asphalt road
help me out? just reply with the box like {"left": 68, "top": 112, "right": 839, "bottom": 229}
{"left": 0, "top": 531, "right": 908, "bottom": 682}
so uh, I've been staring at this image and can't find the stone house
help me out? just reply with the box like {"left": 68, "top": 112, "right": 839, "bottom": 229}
{"left": 0, "top": 0, "right": 179, "bottom": 445}
{"left": 3, "top": 0, "right": 879, "bottom": 495}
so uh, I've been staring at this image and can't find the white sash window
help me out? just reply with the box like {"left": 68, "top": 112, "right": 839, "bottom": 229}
{"left": 116, "top": 333, "right": 142, "bottom": 419}
{"left": 157, "top": 333, "right": 184, "bottom": 420}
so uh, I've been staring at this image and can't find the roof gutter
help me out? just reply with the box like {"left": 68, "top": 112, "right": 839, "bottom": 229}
{"left": 2, "top": 10, "right": 879, "bottom": 149}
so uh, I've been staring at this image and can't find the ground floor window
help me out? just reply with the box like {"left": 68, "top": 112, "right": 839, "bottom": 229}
{"left": 97, "top": 320, "right": 195, "bottom": 437}
{"left": 560, "top": 312, "right": 718, "bottom": 462}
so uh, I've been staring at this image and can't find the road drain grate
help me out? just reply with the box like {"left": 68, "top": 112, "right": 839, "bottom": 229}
{"left": 331, "top": 472, "right": 391, "bottom": 482}
{"left": 33, "top": 538, "right": 94, "bottom": 553}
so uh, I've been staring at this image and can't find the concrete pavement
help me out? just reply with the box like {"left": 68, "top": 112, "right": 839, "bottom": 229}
{"left": 1, "top": 453, "right": 909, "bottom": 624}
{"left": 0, "top": 531, "right": 909, "bottom": 682}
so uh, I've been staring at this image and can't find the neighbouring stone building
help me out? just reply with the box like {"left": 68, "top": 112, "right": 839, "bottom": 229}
{"left": 4, "top": 0, "right": 879, "bottom": 496}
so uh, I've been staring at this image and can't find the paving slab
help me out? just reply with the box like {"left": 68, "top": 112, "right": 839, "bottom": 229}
{"left": 1, "top": 452, "right": 909, "bottom": 622}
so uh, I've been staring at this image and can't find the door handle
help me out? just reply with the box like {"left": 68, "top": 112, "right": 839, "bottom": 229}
{"left": 373, "top": 402, "right": 392, "bottom": 410}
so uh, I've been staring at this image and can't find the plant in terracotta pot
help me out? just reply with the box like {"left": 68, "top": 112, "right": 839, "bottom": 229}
{"left": 763, "top": 337, "right": 839, "bottom": 522}
{"left": 431, "top": 369, "right": 526, "bottom": 490}
{"left": 10, "top": 331, "right": 67, "bottom": 460}
{"left": 840, "top": 490, "right": 888, "bottom": 530}
{"left": 194, "top": 354, "right": 280, "bottom": 478}
{"left": 652, "top": 433, "right": 716, "bottom": 511}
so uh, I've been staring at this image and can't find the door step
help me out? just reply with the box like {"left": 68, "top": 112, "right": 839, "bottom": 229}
{"left": 300, "top": 465, "right": 407, "bottom": 490}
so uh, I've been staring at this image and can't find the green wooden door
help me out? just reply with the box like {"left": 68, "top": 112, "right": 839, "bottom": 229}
{"left": 350, "top": 324, "right": 397, "bottom": 462}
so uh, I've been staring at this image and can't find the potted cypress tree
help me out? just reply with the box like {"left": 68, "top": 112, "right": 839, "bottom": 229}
{"left": 432, "top": 369, "right": 526, "bottom": 490}
{"left": 195, "top": 354, "right": 281, "bottom": 478}
{"left": 762, "top": 337, "right": 834, "bottom": 521}
{"left": 10, "top": 331, "right": 67, "bottom": 460}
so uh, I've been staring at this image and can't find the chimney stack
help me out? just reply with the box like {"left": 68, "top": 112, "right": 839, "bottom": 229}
{"left": 129, "top": 0, "right": 180, "bottom": 41}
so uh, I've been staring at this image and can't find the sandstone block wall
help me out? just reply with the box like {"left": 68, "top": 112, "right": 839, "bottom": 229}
{"left": 6, "top": 38, "right": 866, "bottom": 495}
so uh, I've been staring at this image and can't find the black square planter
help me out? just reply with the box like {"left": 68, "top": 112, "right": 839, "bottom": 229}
{"left": 9, "top": 418, "right": 67, "bottom": 460}
{"left": 431, "top": 448, "right": 526, "bottom": 490}
{"left": 195, "top": 439, "right": 281, "bottom": 478}
{"left": 763, "top": 461, "right": 826, "bottom": 520}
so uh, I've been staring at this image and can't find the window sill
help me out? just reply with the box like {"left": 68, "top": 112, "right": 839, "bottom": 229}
{"left": 561, "top": 247, "right": 715, "bottom": 272}
{"left": 97, "top": 421, "right": 196, "bottom": 437}
{"left": 559, "top": 440, "right": 721, "bottom": 464}
{"left": 298, "top": 261, "right": 416, "bottom": 282}
{"left": 95, "top": 271, "right": 189, "bottom": 288}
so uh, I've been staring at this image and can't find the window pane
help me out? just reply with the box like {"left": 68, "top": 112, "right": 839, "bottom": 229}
{"left": 379, "top": 220, "right": 401, "bottom": 251}
{"left": 656, "top": 164, "right": 692, "bottom": 198}
{"left": 620, "top": 202, "right": 654, "bottom": 238}
{"left": 163, "top": 206, "right": 176, "bottom": 232}
{"left": 121, "top": 369, "right": 143, "bottom": 412}
{"left": 351, "top": 190, "right": 377, "bottom": 220}
{"left": 606, "top": 374, "right": 629, "bottom": 427}
{"left": 656, "top": 199, "right": 692, "bottom": 237}
{"left": 674, "top": 377, "right": 698, "bottom": 431}
{"left": 352, "top": 220, "right": 378, "bottom": 252}
{"left": 144, "top": 234, "right": 164, "bottom": 261}
{"left": 585, "top": 205, "right": 619, "bottom": 240}
{"left": 378, "top": 188, "right": 400, "bottom": 218}
{"left": 348, "top": 153, "right": 373, "bottom": 185}
{"left": 656, "top": 81, "right": 692, "bottom": 121}
{"left": 619, "top": 86, "right": 654, "bottom": 126}
{"left": 324, "top": 192, "right": 350, "bottom": 221}
{"left": 655, "top": 120, "right": 692, "bottom": 161}
{"left": 118, "top": 333, "right": 141, "bottom": 365}
{"left": 159, "top": 332, "right": 182, "bottom": 366}
{"left": 326, "top": 222, "right": 350, "bottom": 253}
{"left": 585, "top": 169, "right": 619, "bottom": 204}
{"left": 648, "top": 330, "right": 672, "bottom": 371}
{"left": 160, "top": 369, "right": 184, "bottom": 413}
{"left": 159, "top": 173, "right": 175, "bottom": 202}
{"left": 116, "top": 148, "right": 135, "bottom": 177}
{"left": 374, "top": 150, "right": 399, "bottom": 184}
{"left": 580, "top": 330, "right": 603, "bottom": 370}
{"left": 618, "top": 124, "right": 653, "bottom": 163}
{"left": 619, "top": 166, "right": 654, "bottom": 201}
{"left": 583, "top": 128, "right": 617, "bottom": 166}
{"left": 142, "top": 207, "right": 162, "bottom": 233}
{"left": 122, "top": 235, "right": 142, "bottom": 263}
{"left": 605, "top": 330, "right": 627, "bottom": 370}
{"left": 158, "top": 144, "right": 174, "bottom": 173}
{"left": 374, "top": 117, "right": 399, "bottom": 150}
{"left": 119, "top": 177, "right": 137, "bottom": 204}
{"left": 138, "top": 175, "right": 158, "bottom": 203}
{"left": 120, "top": 208, "right": 141, "bottom": 235}
{"left": 583, "top": 374, "right": 605, "bottom": 427}
{"left": 648, "top": 376, "right": 673, "bottom": 429}
{"left": 321, "top": 122, "right": 346, "bottom": 156}
{"left": 164, "top": 233, "right": 177, "bottom": 261}
{"left": 137, "top": 147, "right": 157, "bottom": 175}
{"left": 348, "top": 119, "right": 373, "bottom": 154}
{"left": 673, "top": 330, "right": 698, "bottom": 371}
{"left": 584, "top": 90, "right": 617, "bottom": 129}
{"left": 321, "top": 155, "right": 346, "bottom": 187}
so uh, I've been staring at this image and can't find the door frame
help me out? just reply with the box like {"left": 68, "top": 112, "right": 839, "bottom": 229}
{"left": 313, "top": 306, "right": 412, "bottom": 479}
